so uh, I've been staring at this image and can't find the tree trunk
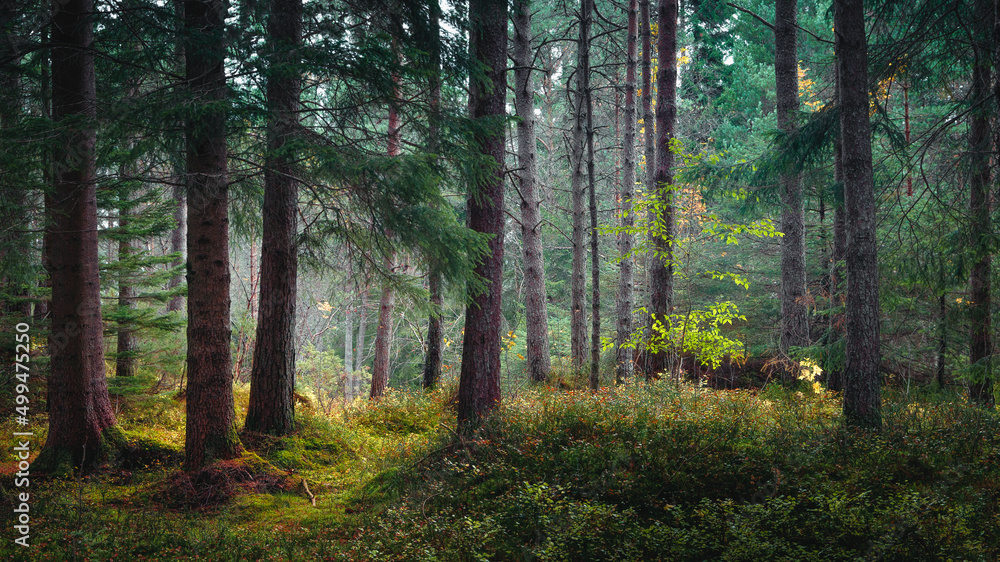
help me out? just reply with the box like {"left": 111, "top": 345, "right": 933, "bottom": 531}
{"left": 835, "top": 0, "right": 881, "bottom": 428}
{"left": 356, "top": 286, "right": 368, "bottom": 369}
{"left": 183, "top": 0, "right": 242, "bottom": 470}
{"left": 245, "top": 0, "right": 301, "bottom": 435}
{"left": 423, "top": 270, "right": 442, "bottom": 387}
{"left": 167, "top": 181, "right": 186, "bottom": 313}
{"left": 968, "top": 0, "right": 993, "bottom": 408}
{"left": 344, "top": 283, "right": 354, "bottom": 375}
{"left": 647, "top": 0, "right": 678, "bottom": 378}
{"left": 167, "top": 0, "right": 186, "bottom": 315}
{"left": 826, "top": 50, "right": 846, "bottom": 393}
{"left": 370, "top": 261, "right": 395, "bottom": 400}
{"left": 38, "top": 0, "right": 120, "bottom": 472}
{"left": 423, "top": 2, "right": 444, "bottom": 389}
{"left": 116, "top": 207, "right": 139, "bottom": 378}
{"left": 569, "top": 0, "right": 591, "bottom": 373}
{"left": 585, "top": 0, "right": 600, "bottom": 389}
{"left": 371, "top": 72, "right": 402, "bottom": 400}
{"left": 514, "top": 0, "right": 551, "bottom": 384}
{"left": 776, "top": 0, "right": 808, "bottom": 356}
{"left": 616, "top": 0, "right": 638, "bottom": 384}
{"left": 458, "top": 0, "right": 506, "bottom": 427}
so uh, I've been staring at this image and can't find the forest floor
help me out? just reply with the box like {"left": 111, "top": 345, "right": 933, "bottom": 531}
{"left": 2, "top": 374, "right": 1000, "bottom": 560}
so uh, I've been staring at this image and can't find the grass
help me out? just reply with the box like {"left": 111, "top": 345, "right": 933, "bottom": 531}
{"left": 2, "top": 376, "right": 999, "bottom": 560}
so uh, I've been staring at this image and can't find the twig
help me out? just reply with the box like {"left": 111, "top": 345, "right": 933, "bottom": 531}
{"left": 302, "top": 477, "right": 316, "bottom": 506}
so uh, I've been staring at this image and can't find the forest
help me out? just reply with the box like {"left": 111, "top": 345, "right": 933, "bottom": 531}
{"left": 2, "top": 0, "right": 1000, "bottom": 559}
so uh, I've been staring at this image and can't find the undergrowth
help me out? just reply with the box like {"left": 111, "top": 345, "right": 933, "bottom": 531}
{"left": 2, "top": 378, "right": 999, "bottom": 560}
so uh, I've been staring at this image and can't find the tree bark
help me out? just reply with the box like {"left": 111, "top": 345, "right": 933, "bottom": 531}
{"left": 776, "top": 0, "right": 808, "bottom": 356}
{"left": 647, "top": 0, "right": 677, "bottom": 378}
{"left": 39, "top": 0, "right": 120, "bottom": 472}
{"left": 514, "top": 0, "right": 551, "bottom": 384}
{"left": 835, "top": 0, "right": 881, "bottom": 428}
{"left": 569, "top": 0, "right": 591, "bottom": 373}
{"left": 245, "top": 0, "right": 301, "bottom": 435}
{"left": 167, "top": 181, "right": 186, "bottom": 313}
{"left": 968, "top": 0, "right": 993, "bottom": 408}
{"left": 116, "top": 208, "right": 139, "bottom": 378}
{"left": 616, "top": 0, "right": 638, "bottom": 384}
{"left": 423, "top": 2, "right": 444, "bottom": 389}
{"left": 183, "top": 0, "right": 243, "bottom": 469}
{"left": 370, "top": 262, "right": 395, "bottom": 400}
{"left": 371, "top": 71, "right": 402, "bottom": 400}
{"left": 458, "top": 0, "right": 506, "bottom": 427}
{"left": 586, "top": 0, "right": 600, "bottom": 389}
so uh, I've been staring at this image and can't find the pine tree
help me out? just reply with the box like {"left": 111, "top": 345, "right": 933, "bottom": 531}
{"left": 513, "top": 0, "right": 551, "bottom": 383}
{"left": 244, "top": 0, "right": 302, "bottom": 435}
{"left": 38, "top": 0, "right": 122, "bottom": 473}
{"left": 183, "top": 0, "right": 243, "bottom": 469}
{"left": 836, "top": 0, "right": 881, "bottom": 429}
{"left": 458, "top": 0, "right": 506, "bottom": 427}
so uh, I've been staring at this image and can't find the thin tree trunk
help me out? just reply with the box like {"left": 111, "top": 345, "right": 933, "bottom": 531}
{"left": 371, "top": 72, "right": 402, "bottom": 400}
{"left": 514, "top": 0, "right": 551, "bottom": 384}
{"left": 569, "top": 0, "right": 591, "bottom": 373}
{"left": 116, "top": 208, "right": 139, "bottom": 378}
{"left": 344, "top": 282, "right": 354, "bottom": 375}
{"left": 826, "top": 49, "right": 846, "bottom": 393}
{"left": 167, "top": 181, "right": 186, "bottom": 313}
{"left": 937, "top": 266, "right": 947, "bottom": 389}
{"left": 647, "top": 0, "right": 677, "bottom": 378}
{"left": 640, "top": 0, "right": 654, "bottom": 372}
{"left": 835, "top": 0, "right": 881, "bottom": 428}
{"left": 423, "top": 2, "right": 444, "bottom": 389}
{"left": 776, "top": 0, "right": 808, "bottom": 356}
{"left": 458, "top": 0, "right": 506, "bottom": 427}
{"left": 38, "top": 0, "right": 120, "bottom": 472}
{"left": 183, "top": 0, "right": 242, "bottom": 469}
{"left": 356, "top": 286, "right": 368, "bottom": 369}
{"left": 167, "top": 0, "right": 186, "bottom": 315}
{"left": 245, "top": 0, "right": 301, "bottom": 435}
{"left": 968, "top": 0, "right": 993, "bottom": 408}
{"left": 371, "top": 259, "right": 395, "bottom": 400}
{"left": 587, "top": 57, "right": 599, "bottom": 390}
{"left": 616, "top": 0, "right": 638, "bottom": 384}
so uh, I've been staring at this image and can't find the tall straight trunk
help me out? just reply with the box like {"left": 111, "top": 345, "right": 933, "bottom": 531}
{"left": 116, "top": 208, "right": 139, "bottom": 377}
{"left": 167, "top": 181, "right": 186, "bottom": 313}
{"left": 826, "top": 47, "right": 846, "bottom": 393}
{"left": 647, "top": 0, "right": 677, "bottom": 377}
{"left": 776, "top": 0, "right": 808, "bottom": 356}
{"left": 616, "top": 0, "right": 638, "bottom": 384}
{"left": 167, "top": 0, "right": 186, "bottom": 314}
{"left": 371, "top": 75, "right": 401, "bottom": 400}
{"left": 569, "top": 0, "right": 591, "bottom": 373}
{"left": 582, "top": 0, "right": 600, "bottom": 389}
{"left": 640, "top": 0, "right": 655, "bottom": 346}
{"left": 245, "top": 0, "right": 301, "bottom": 435}
{"left": 183, "top": 0, "right": 242, "bottom": 470}
{"left": 641, "top": 0, "right": 654, "bottom": 207}
{"left": 39, "top": 0, "right": 120, "bottom": 472}
{"left": 514, "top": 0, "right": 551, "bottom": 383}
{"left": 968, "top": 0, "right": 993, "bottom": 408}
{"left": 344, "top": 283, "right": 354, "bottom": 374}
{"left": 423, "top": 2, "right": 444, "bottom": 389}
{"left": 370, "top": 258, "right": 395, "bottom": 400}
{"left": 356, "top": 286, "right": 368, "bottom": 368}
{"left": 458, "top": 0, "right": 506, "bottom": 426}
{"left": 423, "top": 271, "right": 442, "bottom": 387}
{"left": 835, "top": 0, "right": 881, "bottom": 429}
{"left": 936, "top": 265, "right": 947, "bottom": 389}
